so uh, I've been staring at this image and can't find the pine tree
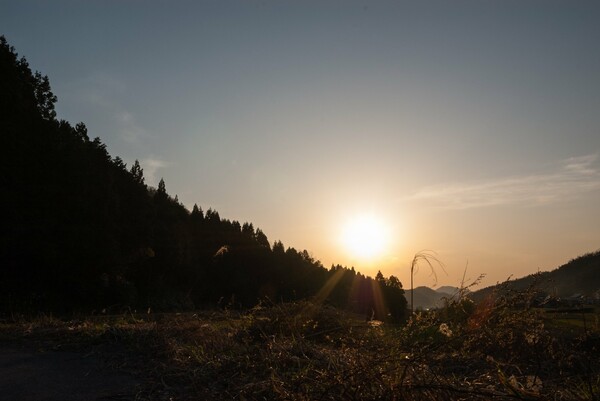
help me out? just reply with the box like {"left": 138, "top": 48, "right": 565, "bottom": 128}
{"left": 130, "top": 160, "right": 145, "bottom": 185}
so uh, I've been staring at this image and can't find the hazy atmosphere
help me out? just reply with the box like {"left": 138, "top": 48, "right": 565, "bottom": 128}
{"left": 3, "top": 0, "right": 599, "bottom": 289}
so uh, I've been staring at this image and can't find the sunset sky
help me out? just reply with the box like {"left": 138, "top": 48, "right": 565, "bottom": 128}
{"left": 2, "top": 1, "right": 599, "bottom": 289}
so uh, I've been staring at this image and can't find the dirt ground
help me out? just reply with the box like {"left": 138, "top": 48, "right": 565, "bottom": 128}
{"left": 0, "top": 344, "right": 140, "bottom": 401}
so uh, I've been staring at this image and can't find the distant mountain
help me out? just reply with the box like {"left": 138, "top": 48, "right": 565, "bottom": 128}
{"left": 406, "top": 252, "right": 600, "bottom": 309}
{"left": 471, "top": 251, "right": 600, "bottom": 302}
{"left": 436, "top": 286, "right": 461, "bottom": 296}
{"left": 406, "top": 285, "right": 462, "bottom": 310}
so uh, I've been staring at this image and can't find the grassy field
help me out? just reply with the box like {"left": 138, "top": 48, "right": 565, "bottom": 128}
{"left": 1, "top": 297, "right": 599, "bottom": 400}
{"left": 542, "top": 306, "right": 600, "bottom": 334}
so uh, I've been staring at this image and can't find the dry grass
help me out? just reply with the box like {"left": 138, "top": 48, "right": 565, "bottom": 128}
{"left": 1, "top": 294, "right": 599, "bottom": 400}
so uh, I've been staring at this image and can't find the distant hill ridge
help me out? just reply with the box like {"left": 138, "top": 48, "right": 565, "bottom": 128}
{"left": 471, "top": 251, "right": 600, "bottom": 301}
{"left": 405, "top": 285, "right": 462, "bottom": 310}
{"left": 436, "top": 286, "right": 462, "bottom": 296}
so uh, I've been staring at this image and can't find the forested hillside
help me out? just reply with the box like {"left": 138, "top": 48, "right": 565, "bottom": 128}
{"left": 471, "top": 251, "right": 600, "bottom": 301}
{"left": 0, "top": 36, "right": 407, "bottom": 319}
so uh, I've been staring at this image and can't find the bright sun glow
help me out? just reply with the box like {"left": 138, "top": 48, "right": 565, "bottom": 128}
{"left": 342, "top": 214, "right": 390, "bottom": 260}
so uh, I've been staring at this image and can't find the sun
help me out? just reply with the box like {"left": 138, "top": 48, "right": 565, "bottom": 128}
{"left": 341, "top": 214, "right": 390, "bottom": 260}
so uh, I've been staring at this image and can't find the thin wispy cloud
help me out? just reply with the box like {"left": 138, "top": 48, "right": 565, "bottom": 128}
{"left": 114, "top": 111, "right": 146, "bottom": 143}
{"left": 77, "top": 73, "right": 147, "bottom": 143}
{"left": 407, "top": 154, "right": 600, "bottom": 209}
{"left": 141, "top": 157, "right": 170, "bottom": 187}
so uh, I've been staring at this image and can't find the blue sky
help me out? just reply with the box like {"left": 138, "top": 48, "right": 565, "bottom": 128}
{"left": 2, "top": 1, "right": 599, "bottom": 288}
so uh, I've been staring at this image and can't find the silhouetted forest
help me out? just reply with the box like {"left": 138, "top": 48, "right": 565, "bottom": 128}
{"left": 0, "top": 36, "right": 407, "bottom": 320}
{"left": 471, "top": 251, "right": 600, "bottom": 302}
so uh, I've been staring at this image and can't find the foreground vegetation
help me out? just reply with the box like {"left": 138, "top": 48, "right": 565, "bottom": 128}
{"left": 3, "top": 288, "right": 598, "bottom": 401}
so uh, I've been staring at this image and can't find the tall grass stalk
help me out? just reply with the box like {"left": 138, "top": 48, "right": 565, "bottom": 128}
{"left": 410, "top": 250, "right": 446, "bottom": 314}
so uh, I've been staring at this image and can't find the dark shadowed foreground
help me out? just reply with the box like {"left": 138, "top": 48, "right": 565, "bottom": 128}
{"left": 1, "top": 296, "right": 599, "bottom": 401}
{"left": 0, "top": 346, "right": 139, "bottom": 401}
